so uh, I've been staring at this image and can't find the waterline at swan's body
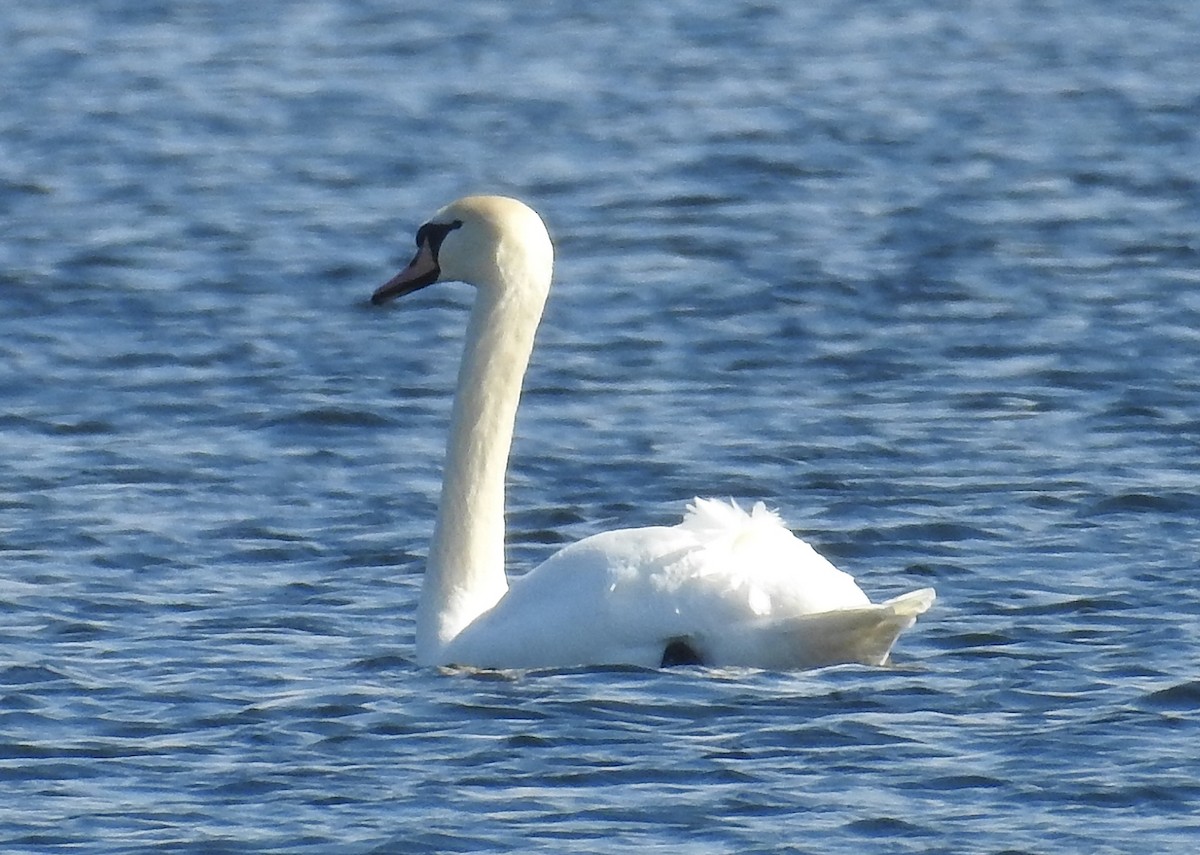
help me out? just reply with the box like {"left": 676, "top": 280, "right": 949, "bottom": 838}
{"left": 370, "top": 195, "right": 934, "bottom": 671}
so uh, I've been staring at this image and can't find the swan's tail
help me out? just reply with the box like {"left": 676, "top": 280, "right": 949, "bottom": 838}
{"left": 749, "top": 587, "right": 936, "bottom": 670}
{"left": 882, "top": 587, "right": 937, "bottom": 618}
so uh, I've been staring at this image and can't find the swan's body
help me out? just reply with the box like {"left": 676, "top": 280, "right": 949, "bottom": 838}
{"left": 372, "top": 195, "right": 934, "bottom": 670}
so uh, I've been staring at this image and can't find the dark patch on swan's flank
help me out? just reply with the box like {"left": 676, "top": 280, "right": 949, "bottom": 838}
{"left": 661, "top": 638, "right": 705, "bottom": 667}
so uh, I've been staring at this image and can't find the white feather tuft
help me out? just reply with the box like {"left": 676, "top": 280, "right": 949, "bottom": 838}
{"left": 681, "top": 498, "right": 784, "bottom": 540}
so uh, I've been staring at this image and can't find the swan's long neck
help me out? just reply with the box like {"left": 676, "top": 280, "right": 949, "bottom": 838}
{"left": 416, "top": 278, "right": 547, "bottom": 664}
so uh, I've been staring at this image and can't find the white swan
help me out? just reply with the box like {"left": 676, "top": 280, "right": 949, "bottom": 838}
{"left": 371, "top": 195, "right": 934, "bottom": 670}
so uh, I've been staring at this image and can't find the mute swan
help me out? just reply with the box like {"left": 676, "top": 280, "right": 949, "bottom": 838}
{"left": 371, "top": 195, "right": 934, "bottom": 670}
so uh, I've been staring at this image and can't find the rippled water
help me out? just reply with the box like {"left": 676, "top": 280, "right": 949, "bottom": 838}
{"left": 3, "top": 0, "right": 1200, "bottom": 851}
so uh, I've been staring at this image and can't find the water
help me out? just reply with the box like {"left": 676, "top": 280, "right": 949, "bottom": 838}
{"left": 3, "top": 0, "right": 1199, "bottom": 851}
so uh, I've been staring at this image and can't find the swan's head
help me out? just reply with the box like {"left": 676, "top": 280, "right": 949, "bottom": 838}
{"left": 371, "top": 195, "right": 553, "bottom": 306}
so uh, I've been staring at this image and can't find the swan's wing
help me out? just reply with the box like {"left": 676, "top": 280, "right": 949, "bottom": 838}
{"left": 445, "top": 523, "right": 703, "bottom": 669}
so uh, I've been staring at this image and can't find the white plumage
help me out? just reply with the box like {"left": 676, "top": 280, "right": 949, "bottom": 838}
{"left": 371, "top": 196, "right": 934, "bottom": 671}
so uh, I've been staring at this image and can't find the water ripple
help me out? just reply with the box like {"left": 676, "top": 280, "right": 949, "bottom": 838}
{"left": 3, "top": 0, "right": 1200, "bottom": 851}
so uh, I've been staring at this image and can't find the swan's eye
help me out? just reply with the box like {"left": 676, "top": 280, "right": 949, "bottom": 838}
{"left": 414, "top": 219, "right": 464, "bottom": 259}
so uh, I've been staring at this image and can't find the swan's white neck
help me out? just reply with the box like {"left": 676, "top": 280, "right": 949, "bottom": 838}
{"left": 415, "top": 272, "right": 549, "bottom": 665}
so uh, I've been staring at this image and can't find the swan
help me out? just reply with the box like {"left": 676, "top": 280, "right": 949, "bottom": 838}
{"left": 371, "top": 195, "right": 934, "bottom": 670}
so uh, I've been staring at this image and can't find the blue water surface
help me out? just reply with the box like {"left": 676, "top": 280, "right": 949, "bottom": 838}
{"left": 3, "top": 0, "right": 1200, "bottom": 852}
